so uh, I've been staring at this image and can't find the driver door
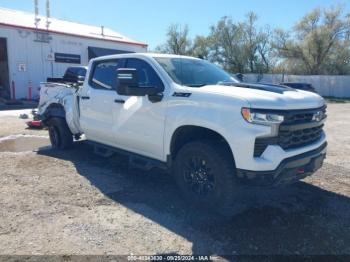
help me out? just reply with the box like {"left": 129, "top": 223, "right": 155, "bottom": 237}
{"left": 112, "top": 58, "right": 166, "bottom": 160}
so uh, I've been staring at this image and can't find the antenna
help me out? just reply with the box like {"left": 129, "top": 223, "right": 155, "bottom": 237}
{"left": 46, "top": 0, "right": 51, "bottom": 30}
{"left": 34, "top": 0, "right": 41, "bottom": 28}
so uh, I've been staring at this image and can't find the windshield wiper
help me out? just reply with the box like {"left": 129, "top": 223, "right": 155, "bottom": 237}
{"left": 184, "top": 83, "right": 207, "bottom": 87}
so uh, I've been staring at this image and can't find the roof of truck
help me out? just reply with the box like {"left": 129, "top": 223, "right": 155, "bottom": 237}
{"left": 91, "top": 53, "right": 200, "bottom": 61}
{"left": 142, "top": 53, "right": 199, "bottom": 58}
{"left": 0, "top": 7, "right": 147, "bottom": 47}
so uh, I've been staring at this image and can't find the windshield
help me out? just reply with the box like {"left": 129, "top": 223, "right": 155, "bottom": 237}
{"left": 154, "top": 57, "right": 239, "bottom": 87}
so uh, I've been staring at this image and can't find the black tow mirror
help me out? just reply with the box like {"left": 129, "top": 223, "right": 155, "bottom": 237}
{"left": 116, "top": 68, "right": 158, "bottom": 96}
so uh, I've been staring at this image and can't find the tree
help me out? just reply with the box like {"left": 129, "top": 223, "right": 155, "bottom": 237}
{"left": 241, "top": 12, "right": 259, "bottom": 72}
{"left": 208, "top": 16, "right": 247, "bottom": 73}
{"left": 208, "top": 13, "right": 273, "bottom": 73}
{"left": 323, "top": 39, "right": 350, "bottom": 74}
{"left": 274, "top": 6, "right": 350, "bottom": 74}
{"left": 191, "top": 36, "right": 212, "bottom": 59}
{"left": 154, "top": 8, "right": 350, "bottom": 75}
{"left": 155, "top": 24, "right": 192, "bottom": 55}
{"left": 256, "top": 26, "right": 274, "bottom": 72}
{"left": 155, "top": 13, "right": 274, "bottom": 73}
{"left": 241, "top": 12, "right": 273, "bottom": 73}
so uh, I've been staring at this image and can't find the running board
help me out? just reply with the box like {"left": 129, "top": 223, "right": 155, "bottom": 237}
{"left": 93, "top": 145, "right": 115, "bottom": 158}
{"left": 89, "top": 141, "right": 168, "bottom": 171}
{"left": 129, "top": 156, "right": 158, "bottom": 170}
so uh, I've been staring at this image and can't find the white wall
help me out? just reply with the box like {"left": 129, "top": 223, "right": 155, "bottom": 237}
{"left": 0, "top": 25, "right": 147, "bottom": 99}
{"left": 243, "top": 74, "right": 350, "bottom": 98}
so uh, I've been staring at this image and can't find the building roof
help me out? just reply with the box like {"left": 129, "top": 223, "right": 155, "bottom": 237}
{"left": 0, "top": 7, "right": 147, "bottom": 47}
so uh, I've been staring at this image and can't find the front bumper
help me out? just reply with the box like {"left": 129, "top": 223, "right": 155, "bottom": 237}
{"left": 236, "top": 142, "right": 327, "bottom": 187}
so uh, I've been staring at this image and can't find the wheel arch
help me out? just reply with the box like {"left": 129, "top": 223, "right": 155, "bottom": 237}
{"left": 42, "top": 103, "right": 66, "bottom": 124}
{"left": 169, "top": 125, "right": 235, "bottom": 166}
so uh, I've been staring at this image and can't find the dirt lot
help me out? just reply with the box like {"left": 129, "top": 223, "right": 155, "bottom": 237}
{"left": 0, "top": 103, "right": 349, "bottom": 256}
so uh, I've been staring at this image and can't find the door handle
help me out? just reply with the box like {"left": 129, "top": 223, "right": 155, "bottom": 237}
{"left": 114, "top": 99, "right": 125, "bottom": 104}
{"left": 81, "top": 96, "right": 90, "bottom": 100}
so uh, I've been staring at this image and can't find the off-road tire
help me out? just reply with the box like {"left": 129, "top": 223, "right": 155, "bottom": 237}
{"left": 173, "top": 140, "right": 243, "bottom": 217}
{"left": 47, "top": 117, "right": 73, "bottom": 150}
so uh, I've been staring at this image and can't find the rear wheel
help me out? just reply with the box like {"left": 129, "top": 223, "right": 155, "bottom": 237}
{"left": 173, "top": 140, "right": 241, "bottom": 216}
{"left": 47, "top": 117, "right": 73, "bottom": 149}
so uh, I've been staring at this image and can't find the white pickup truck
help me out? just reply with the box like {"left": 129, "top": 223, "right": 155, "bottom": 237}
{"left": 38, "top": 53, "right": 327, "bottom": 215}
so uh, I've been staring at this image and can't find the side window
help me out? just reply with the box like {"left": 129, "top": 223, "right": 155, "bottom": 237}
{"left": 90, "top": 60, "right": 120, "bottom": 89}
{"left": 126, "top": 58, "right": 164, "bottom": 90}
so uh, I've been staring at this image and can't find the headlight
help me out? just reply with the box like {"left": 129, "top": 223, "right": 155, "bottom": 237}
{"left": 241, "top": 108, "right": 284, "bottom": 125}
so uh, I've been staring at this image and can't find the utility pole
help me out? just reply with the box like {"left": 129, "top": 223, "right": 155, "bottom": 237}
{"left": 46, "top": 0, "right": 51, "bottom": 30}
{"left": 34, "top": 0, "right": 40, "bottom": 29}
{"left": 45, "top": 0, "right": 53, "bottom": 76}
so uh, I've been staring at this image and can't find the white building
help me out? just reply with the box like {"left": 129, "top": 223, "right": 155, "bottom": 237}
{"left": 0, "top": 7, "right": 147, "bottom": 100}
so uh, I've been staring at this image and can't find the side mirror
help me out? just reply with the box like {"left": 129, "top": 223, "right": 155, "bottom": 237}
{"left": 116, "top": 68, "right": 158, "bottom": 96}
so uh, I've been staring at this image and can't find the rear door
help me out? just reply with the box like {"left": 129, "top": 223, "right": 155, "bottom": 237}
{"left": 79, "top": 59, "right": 125, "bottom": 144}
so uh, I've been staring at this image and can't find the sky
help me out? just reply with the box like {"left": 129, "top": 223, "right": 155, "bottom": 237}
{"left": 0, "top": 0, "right": 349, "bottom": 49}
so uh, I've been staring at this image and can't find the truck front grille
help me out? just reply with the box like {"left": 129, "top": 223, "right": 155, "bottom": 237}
{"left": 283, "top": 112, "right": 314, "bottom": 124}
{"left": 254, "top": 106, "right": 326, "bottom": 157}
{"left": 278, "top": 125, "right": 323, "bottom": 150}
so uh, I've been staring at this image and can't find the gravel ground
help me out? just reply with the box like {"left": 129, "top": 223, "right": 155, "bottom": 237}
{"left": 0, "top": 103, "right": 349, "bottom": 256}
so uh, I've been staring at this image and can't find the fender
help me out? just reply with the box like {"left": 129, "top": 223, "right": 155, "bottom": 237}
{"left": 165, "top": 121, "right": 233, "bottom": 156}
{"left": 163, "top": 91, "right": 250, "bottom": 162}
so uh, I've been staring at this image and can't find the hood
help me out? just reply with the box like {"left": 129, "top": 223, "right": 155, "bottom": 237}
{"left": 197, "top": 83, "right": 325, "bottom": 110}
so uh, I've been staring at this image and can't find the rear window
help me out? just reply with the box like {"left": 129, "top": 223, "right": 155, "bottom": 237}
{"left": 90, "top": 60, "right": 120, "bottom": 89}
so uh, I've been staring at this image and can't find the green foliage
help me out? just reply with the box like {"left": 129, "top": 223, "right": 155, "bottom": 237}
{"left": 155, "top": 24, "right": 192, "bottom": 55}
{"left": 191, "top": 36, "right": 212, "bottom": 60}
{"left": 208, "top": 16, "right": 247, "bottom": 72}
{"left": 203, "top": 13, "right": 274, "bottom": 73}
{"left": 273, "top": 6, "right": 350, "bottom": 75}
{"left": 156, "top": 6, "right": 350, "bottom": 75}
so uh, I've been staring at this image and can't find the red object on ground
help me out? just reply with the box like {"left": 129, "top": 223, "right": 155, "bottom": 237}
{"left": 28, "top": 81, "right": 32, "bottom": 101}
{"left": 11, "top": 80, "right": 16, "bottom": 100}
{"left": 26, "top": 120, "right": 43, "bottom": 128}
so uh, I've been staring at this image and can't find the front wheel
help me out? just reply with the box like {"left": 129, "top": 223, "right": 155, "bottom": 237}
{"left": 173, "top": 140, "right": 241, "bottom": 216}
{"left": 47, "top": 117, "right": 73, "bottom": 150}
